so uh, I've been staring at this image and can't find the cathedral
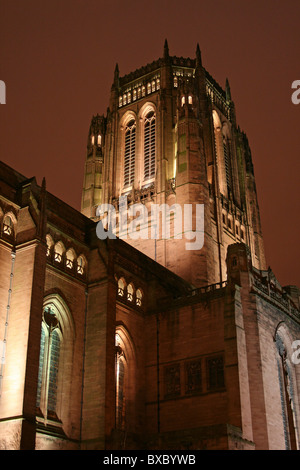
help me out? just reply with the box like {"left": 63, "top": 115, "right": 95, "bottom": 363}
{"left": 0, "top": 41, "right": 299, "bottom": 451}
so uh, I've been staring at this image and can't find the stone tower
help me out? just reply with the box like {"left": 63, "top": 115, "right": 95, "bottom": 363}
{"left": 0, "top": 44, "right": 299, "bottom": 451}
{"left": 81, "top": 41, "right": 266, "bottom": 287}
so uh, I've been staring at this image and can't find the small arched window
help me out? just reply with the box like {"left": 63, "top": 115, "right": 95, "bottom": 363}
{"left": 77, "top": 255, "right": 86, "bottom": 275}
{"left": 144, "top": 111, "right": 156, "bottom": 181}
{"left": 66, "top": 248, "right": 76, "bottom": 269}
{"left": 188, "top": 95, "right": 193, "bottom": 105}
{"left": 3, "top": 215, "right": 13, "bottom": 236}
{"left": 54, "top": 242, "right": 64, "bottom": 263}
{"left": 46, "top": 234, "right": 54, "bottom": 257}
{"left": 136, "top": 288, "right": 143, "bottom": 307}
{"left": 181, "top": 96, "right": 185, "bottom": 107}
{"left": 118, "top": 278, "right": 126, "bottom": 297}
{"left": 147, "top": 83, "right": 151, "bottom": 95}
{"left": 174, "top": 76, "right": 178, "bottom": 88}
{"left": 124, "top": 119, "right": 136, "bottom": 187}
{"left": 127, "top": 283, "right": 134, "bottom": 302}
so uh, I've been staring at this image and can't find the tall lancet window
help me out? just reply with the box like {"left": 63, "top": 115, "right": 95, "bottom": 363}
{"left": 144, "top": 111, "right": 156, "bottom": 180}
{"left": 223, "top": 136, "right": 232, "bottom": 192}
{"left": 36, "top": 306, "right": 61, "bottom": 420}
{"left": 212, "top": 110, "right": 227, "bottom": 197}
{"left": 115, "top": 334, "right": 126, "bottom": 430}
{"left": 124, "top": 119, "right": 136, "bottom": 187}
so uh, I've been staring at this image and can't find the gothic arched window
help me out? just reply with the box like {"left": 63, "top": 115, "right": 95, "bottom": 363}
{"left": 275, "top": 333, "right": 298, "bottom": 450}
{"left": 124, "top": 119, "right": 136, "bottom": 187}
{"left": 115, "top": 334, "right": 126, "bottom": 430}
{"left": 36, "top": 306, "right": 62, "bottom": 420}
{"left": 144, "top": 111, "right": 156, "bottom": 181}
{"left": 114, "top": 328, "right": 137, "bottom": 433}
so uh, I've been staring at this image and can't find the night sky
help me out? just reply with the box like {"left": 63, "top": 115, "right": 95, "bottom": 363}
{"left": 0, "top": 0, "right": 299, "bottom": 288}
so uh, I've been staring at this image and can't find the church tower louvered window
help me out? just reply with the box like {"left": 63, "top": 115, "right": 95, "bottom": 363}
{"left": 144, "top": 111, "right": 156, "bottom": 180}
{"left": 223, "top": 138, "right": 232, "bottom": 191}
{"left": 124, "top": 119, "right": 136, "bottom": 187}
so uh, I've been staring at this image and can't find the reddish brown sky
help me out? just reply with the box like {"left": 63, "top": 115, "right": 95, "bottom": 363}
{"left": 0, "top": 0, "right": 299, "bottom": 287}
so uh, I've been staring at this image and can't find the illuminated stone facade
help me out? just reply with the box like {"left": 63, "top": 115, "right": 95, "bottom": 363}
{"left": 81, "top": 41, "right": 266, "bottom": 288}
{"left": 0, "top": 43, "right": 299, "bottom": 450}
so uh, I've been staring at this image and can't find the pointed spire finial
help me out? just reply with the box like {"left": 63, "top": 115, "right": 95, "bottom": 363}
{"left": 37, "top": 177, "right": 47, "bottom": 240}
{"left": 114, "top": 63, "right": 119, "bottom": 84}
{"left": 41, "top": 176, "right": 46, "bottom": 192}
{"left": 196, "top": 43, "right": 202, "bottom": 67}
{"left": 225, "top": 78, "right": 231, "bottom": 101}
{"left": 164, "top": 39, "right": 169, "bottom": 59}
